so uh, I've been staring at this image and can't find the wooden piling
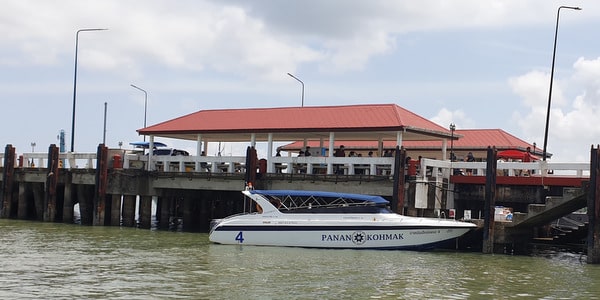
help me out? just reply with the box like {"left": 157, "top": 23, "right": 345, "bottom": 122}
{"left": 588, "top": 145, "right": 600, "bottom": 264}
{"left": 1, "top": 144, "right": 16, "bottom": 218}
{"left": 43, "top": 144, "right": 60, "bottom": 222}
{"left": 93, "top": 144, "right": 109, "bottom": 225}
{"left": 482, "top": 146, "right": 497, "bottom": 254}
{"left": 392, "top": 146, "right": 406, "bottom": 214}
{"left": 245, "top": 146, "right": 257, "bottom": 187}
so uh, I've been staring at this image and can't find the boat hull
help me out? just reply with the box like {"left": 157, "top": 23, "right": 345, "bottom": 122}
{"left": 209, "top": 190, "right": 476, "bottom": 250}
{"left": 210, "top": 224, "right": 473, "bottom": 250}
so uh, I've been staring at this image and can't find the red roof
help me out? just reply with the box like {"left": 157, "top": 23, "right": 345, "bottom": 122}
{"left": 402, "top": 129, "right": 534, "bottom": 150}
{"left": 138, "top": 104, "right": 453, "bottom": 142}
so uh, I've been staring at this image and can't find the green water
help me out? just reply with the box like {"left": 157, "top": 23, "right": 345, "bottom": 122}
{"left": 1, "top": 219, "right": 599, "bottom": 299}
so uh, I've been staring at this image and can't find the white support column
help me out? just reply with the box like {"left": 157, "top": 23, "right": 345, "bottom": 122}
{"left": 196, "top": 134, "right": 202, "bottom": 156}
{"left": 328, "top": 132, "right": 335, "bottom": 174}
{"left": 319, "top": 138, "right": 324, "bottom": 156}
{"left": 250, "top": 133, "right": 256, "bottom": 148}
{"left": 267, "top": 133, "right": 274, "bottom": 173}
{"left": 195, "top": 134, "right": 203, "bottom": 171}
{"left": 396, "top": 131, "right": 403, "bottom": 146}
{"left": 442, "top": 139, "right": 448, "bottom": 160}
{"left": 148, "top": 136, "right": 154, "bottom": 171}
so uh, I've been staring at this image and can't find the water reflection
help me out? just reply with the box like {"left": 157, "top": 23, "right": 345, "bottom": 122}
{"left": 1, "top": 219, "right": 599, "bottom": 299}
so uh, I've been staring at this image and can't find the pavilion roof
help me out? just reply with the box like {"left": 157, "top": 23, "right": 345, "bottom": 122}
{"left": 138, "top": 103, "right": 456, "bottom": 143}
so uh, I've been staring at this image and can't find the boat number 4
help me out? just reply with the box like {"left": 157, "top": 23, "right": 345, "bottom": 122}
{"left": 235, "top": 231, "right": 245, "bottom": 243}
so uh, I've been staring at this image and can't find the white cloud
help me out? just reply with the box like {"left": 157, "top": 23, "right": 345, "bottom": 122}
{"left": 2, "top": 0, "right": 600, "bottom": 156}
{"left": 510, "top": 57, "right": 600, "bottom": 162}
{"left": 430, "top": 108, "right": 476, "bottom": 130}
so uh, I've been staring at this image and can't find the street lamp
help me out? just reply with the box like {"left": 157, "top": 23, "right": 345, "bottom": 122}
{"left": 287, "top": 72, "right": 304, "bottom": 107}
{"left": 31, "top": 142, "right": 36, "bottom": 153}
{"left": 542, "top": 6, "right": 581, "bottom": 161}
{"left": 130, "top": 84, "right": 148, "bottom": 141}
{"left": 449, "top": 123, "right": 456, "bottom": 161}
{"left": 70, "top": 28, "right": 108, "bottom": 152}
{"left": 103, "top": 102, "right": 107, "bottom": 144}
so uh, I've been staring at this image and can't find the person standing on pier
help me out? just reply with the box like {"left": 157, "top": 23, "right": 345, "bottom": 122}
{"left": 466, "top": 152, "right": 475, "bottom": 175}
{"left": 334, "top": 145, "right": 345, "bottom": 174}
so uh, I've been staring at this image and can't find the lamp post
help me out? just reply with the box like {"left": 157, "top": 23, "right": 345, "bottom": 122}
{"left": 31, "top": 142, "right": 36, "bottom": 153}
{"left": 70, "top": 28, "right": 108, "bottom": 152}
{"left": 287, "top": 72, "right": 304, "bottom": 107}
{"left": 449, "top": 123, "right": 456, "bottom": 161}
{"left": 542, "top": 6, "right": 581, "bottom": 161}
{"left": 103, "top": 102, "right": 107, "bottom": 145}
{"left": 130, "top": 84, "right": 148, "bottom": 141}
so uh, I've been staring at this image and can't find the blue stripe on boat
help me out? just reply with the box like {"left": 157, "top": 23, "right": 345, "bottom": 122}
{"left": 214, "top": 225, "right": 468, "bottom": 231}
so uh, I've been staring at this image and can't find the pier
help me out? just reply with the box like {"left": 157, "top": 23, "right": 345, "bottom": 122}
{"left": 2, "top": 104, "right": 600, "bottom": 263}
{"left": 2, "top": 143, "right": 600, "bottom": 263}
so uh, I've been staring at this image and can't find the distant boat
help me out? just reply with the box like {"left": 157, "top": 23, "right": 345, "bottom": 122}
{"left": 209, "top": 189, "right": 476, "bottom": 250}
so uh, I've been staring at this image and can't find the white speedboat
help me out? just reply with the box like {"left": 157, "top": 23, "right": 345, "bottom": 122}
{"left": 209, "top": 189, "right": 477, "bottom": 250}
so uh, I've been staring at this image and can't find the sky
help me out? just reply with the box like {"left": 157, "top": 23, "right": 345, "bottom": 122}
{"left": 1, "top": 0, "right": 599, "bottom": 162}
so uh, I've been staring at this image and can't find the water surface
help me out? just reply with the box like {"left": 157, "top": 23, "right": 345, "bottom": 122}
{"left": 1, "top": 219, "right": 598, "bottom": 299}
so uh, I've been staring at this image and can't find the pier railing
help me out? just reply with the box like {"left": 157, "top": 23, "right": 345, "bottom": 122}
{"left": 420, "top": 158, "right": 590, "bottom": 179}
{"left": 1, "top": 152, "right": 590, "bottom": 179}
{"left": 3, "top": 151, "right": 396, "bottom": 175}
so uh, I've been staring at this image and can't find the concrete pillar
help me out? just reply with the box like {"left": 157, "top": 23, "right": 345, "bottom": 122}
{"left": 183, "top": 196, "right": 201, "bottom": 232}
{"left": 199, "top": 192, "right": 211, "bottom": 231}
{"left": 62, "top": 176, "right": 73, "bottom": 224}
{"left": 32, "top": 183, "right": 44, "bottom": 221}
{"left": 110, "top": 194, "right": 122, "bottom": 226}
{"left": 139, "top": 195, "right": 152, "bottom": 229}
{"left": 122, "top": 195, "right": 137, "bottom": 227}
{"left": 78, "top": 184, "right": 94, "bottom": 225}
{"left": 17, "top": 182, "right": 27, "bottom": 219}
{"left": 157, "top": 196, "right": 172, "bottom": 230}
{"left": 93, "top": 194, "right": 107, "bottom": 226}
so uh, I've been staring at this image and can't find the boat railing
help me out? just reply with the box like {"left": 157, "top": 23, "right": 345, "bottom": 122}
{"left": 268, "top": 194, "right": 383, "bottom": 211}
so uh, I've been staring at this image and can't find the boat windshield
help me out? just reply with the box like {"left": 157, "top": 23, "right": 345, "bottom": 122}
{"left": 257, "top": 192, "right": 392, "bottom": 214}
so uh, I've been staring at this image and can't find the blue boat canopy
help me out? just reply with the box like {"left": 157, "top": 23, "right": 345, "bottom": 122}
{"left": 250, "top": 190, "right": 389, "bottom": 204}
{"left": 129, "top": 141, "right": 167, "bottom": 148}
